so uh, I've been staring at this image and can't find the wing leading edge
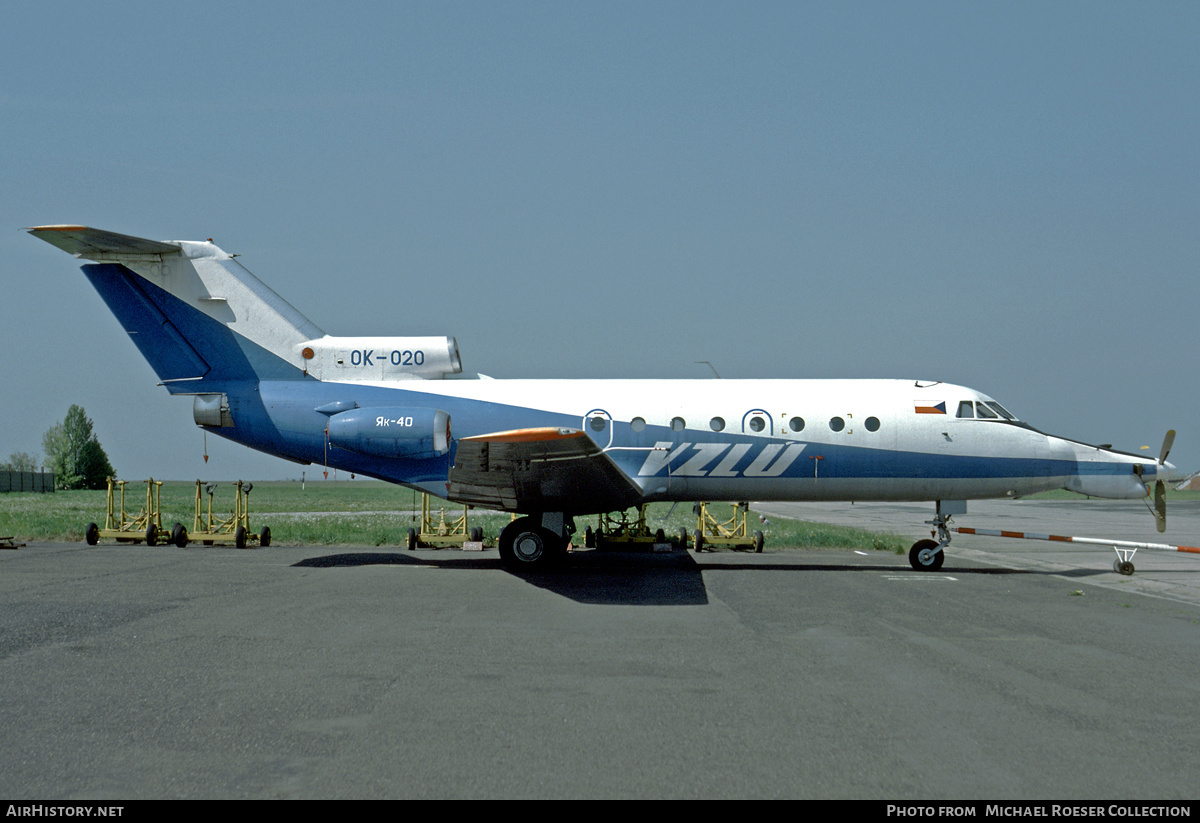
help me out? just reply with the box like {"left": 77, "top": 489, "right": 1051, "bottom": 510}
{"left": 448, "top": 427, "right": 643, "bottom": 514}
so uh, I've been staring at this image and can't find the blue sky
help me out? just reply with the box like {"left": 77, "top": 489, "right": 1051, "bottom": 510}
{"left": 2, "top": 1, "right": 1197, "bottom": 484}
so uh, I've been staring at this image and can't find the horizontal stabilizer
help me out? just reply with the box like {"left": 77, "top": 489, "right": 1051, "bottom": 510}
{"left": 27, "top": 225, "right": 180, "bottom": 258}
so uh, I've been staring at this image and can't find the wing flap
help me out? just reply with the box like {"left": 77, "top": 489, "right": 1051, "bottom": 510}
{"left": 448, "top": 427, "right": 642, "bottom": 514}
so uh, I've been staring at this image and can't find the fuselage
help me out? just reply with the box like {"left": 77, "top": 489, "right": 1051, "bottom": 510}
{"left": 227, "top": 375, "right": 1161, "bottom": 513}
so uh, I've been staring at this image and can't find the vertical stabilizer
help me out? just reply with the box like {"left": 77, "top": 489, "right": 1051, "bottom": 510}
{"left": 28, "top": 226, "right": 324, "bottom": 388}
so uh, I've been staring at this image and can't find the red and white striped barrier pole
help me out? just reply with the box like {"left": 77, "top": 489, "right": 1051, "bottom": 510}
{"left": 952, "top": 527, "right": 1200, "bottom": 575}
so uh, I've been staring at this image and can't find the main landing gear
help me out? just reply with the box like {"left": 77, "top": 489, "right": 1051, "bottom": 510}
{"left": 498, "top": 513, "right": 575, "bottom": 572}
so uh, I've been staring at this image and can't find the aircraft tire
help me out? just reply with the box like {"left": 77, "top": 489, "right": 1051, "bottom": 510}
{"left": 85, "top": 522, "right": 99, "bottom": 546}
{"left": 908, "top": 539, "right": 944, "bottom": 571}
{"left": 499, "top": 518, "right": 561, "bottom": 571}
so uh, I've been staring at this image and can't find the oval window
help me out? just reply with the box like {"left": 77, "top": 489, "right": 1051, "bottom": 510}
{"left": 589, "top": 416, "right": 607, "bottom": 432}
{"left": 789, "top": 417, "right": 805, "bottom": 432}
{"left": 710, "top": 416, "right": 725, "bottom": 432}
{"left": 670, "top": 417, "right": 686, "bottom": 432}
{"left": 749, "top": 416, "right": 765, "bottom": 432}
{"left": 829, "top": 417, "right": 845, "bottom": 432}
{"left": 630, "top": 417, "right": 646, "bottom": 432}
{"left": 865, "top": 417, "right": 880, "bottom": 432}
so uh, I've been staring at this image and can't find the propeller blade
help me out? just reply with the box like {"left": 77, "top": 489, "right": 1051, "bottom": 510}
{"left": 1155, "top": 480, "right": 1167, "bottom": 533}
{"left": 1160, "top": 430, "right": 1176, "bottom": 466}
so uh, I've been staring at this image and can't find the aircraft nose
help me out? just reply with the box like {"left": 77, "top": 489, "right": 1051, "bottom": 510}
{"left": 1162, "top": 459, "right": 1180, "bottom": 482}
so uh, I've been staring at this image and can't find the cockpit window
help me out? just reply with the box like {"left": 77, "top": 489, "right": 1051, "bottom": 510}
{"left": 985, "top": 402, "right": 1016, "bottom": 420}
{"left": 958, "top": 400, "right": 1021, "bottom": 421}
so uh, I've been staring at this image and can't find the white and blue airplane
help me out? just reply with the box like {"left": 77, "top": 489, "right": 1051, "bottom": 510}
{"left": 28, "top": 225, "right": 1178, "bottom": 571}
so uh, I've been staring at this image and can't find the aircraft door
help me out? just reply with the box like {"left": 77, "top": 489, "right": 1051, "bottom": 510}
{"left": 741, "top": 409, "right": 773, "bottom": 436}
{"left": 583, "top": 408, "right": 614, "bottom": 450}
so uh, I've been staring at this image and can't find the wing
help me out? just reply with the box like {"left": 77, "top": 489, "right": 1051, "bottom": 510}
{"left": 448, "top": 427, "right": 643, "bottom": 515}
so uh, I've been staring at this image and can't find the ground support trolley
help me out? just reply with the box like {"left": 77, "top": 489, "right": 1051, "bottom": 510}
{"left": 407, "top": 494, "right": 484, "bottom": 549}
{"left": 583, "top": 505, "right": 676, "bottom": 551}
{"left": 84, "top": 478, "right": 165, "bottom": 546}
{"left": 691, "top": 501, "right": 764, "bottom": 553}
{"left": 176, "top": 480, "right": 270, "bottom": 549}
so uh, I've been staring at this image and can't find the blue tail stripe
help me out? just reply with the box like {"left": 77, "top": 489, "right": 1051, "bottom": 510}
{"left": 82, "top": 263, "right": 305, "bottom": 387}
{"left": 83, "top": 264, "right": 210, "bottom": 382}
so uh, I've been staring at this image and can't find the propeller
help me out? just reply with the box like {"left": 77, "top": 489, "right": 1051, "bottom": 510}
{"left": 1153, "top": 430, "right": 1176, "bottom": 533}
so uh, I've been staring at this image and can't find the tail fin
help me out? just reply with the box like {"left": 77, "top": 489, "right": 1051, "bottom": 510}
{"left": 28, "top": 226, "right": 324, "bottom": 390}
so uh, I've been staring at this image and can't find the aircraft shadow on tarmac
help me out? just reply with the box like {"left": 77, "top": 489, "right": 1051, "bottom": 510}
{"left": 290, "top": 548, "right": 1101, "bottom": 606}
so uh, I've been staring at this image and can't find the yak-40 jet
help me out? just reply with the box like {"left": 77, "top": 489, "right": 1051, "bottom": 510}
{"left": 28, "top": 225, "right": 1178, "bottom": 571}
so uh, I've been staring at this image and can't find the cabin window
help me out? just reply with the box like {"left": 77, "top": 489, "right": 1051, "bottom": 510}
{"left": 589, "top": 416, "right": 607, "bottom": 432}
{"left": 630, "top": 417, "right": 646, "bottom": 432}
{"left": 829, "top": 417, "right": 845, "bottom": 432}
{"left": 865, "top": 417, "right": 880, "bottom": 432}
{"left": 710, "top": 417, "right": 725, "bottom": 432}
{"left": 788, "top": 416, "right": 805, "bottom": 432}
{"left": 670, "top": 417, "right": 686, "bottom": 432}
{"left": 957, "top": 401, "right": 974, "bottom": 419}
{"left": 749, "top": 416, "right": 766, "bottom": 432}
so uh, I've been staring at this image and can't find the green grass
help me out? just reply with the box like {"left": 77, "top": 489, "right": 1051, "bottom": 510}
{"left": 0, "top": 479, "right": 914, "bottom": 551}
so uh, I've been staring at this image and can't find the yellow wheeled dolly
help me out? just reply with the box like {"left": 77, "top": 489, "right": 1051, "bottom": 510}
{"left": 173, "top": 480, "right": 271, "bottom": 549}
{"left": 84, "top": 477, "right": 164, "bottom": 546}
{"left": 406, "top": 493, "right": 484, "bottom": 549}
{"left": 691, "top": 502, "right": 764, "bottom": 553}
{"left": 582, "top": 505, "right": 676, "bottom": 551}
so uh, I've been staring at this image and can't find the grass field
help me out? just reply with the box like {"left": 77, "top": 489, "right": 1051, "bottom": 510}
{"left": 5, "top": 480, "right": 1192, "bottom": 551}
{"left": 0, "top": 479, "right": 913, "bottom": 552}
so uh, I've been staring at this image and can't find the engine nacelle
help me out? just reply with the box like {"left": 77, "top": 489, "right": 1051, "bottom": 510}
{"left": 298, "top": 336, "right": 462, "bottom": 381}
{"left": 327, "top": 407, "right": 451, "bottom": 459}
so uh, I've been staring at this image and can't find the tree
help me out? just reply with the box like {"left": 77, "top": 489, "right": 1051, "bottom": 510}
{"left": 1, "top": 451, "right": 40, "bottom": 472}
{"left": 42, "top": 405, "right": 115, "bottom": 490}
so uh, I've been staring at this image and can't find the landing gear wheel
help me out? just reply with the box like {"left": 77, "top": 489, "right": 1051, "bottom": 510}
{"left": 85, "top": 522, "right": 99, "bottom": 546}
{"left": 259, "top": 526, "right": 271, "bottom": 548}
{"left": 145, "top": 523, "right": 158, "bottom": 547}
{"left": 909, "top": 539, "right": 945, "bottom": 571}
{"left": 235, "top": 525, "right": 247, "bottom": 549}
{"left": 1114, "top": 559, "right": 1135, "bottom": 576}
{"left": 406, "top": 527, "right": 418, "bottom": 551}
{"left": 499, "top": 517, "right": 563, "bottom": 571}
{"left": 172, "top": 522, "right": 189, "bottom": 548}
{"left": 754, "top": 530, "right": 764, "bottom": 553}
